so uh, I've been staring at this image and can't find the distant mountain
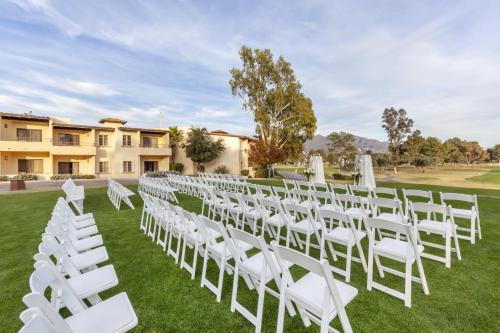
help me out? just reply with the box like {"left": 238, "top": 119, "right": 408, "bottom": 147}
{"left": 305, "top": 134, "right": 388, "bottom": 153}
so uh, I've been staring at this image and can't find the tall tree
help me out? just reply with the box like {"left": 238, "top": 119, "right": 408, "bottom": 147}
{"left": 382, "top": 107, "right": 414, "bottom": 173}
{"left": 487, "top": 144, "right": 500, "bottom": 163}
{"left": 421, "top": 136, "right": 444, "bottom": 167}
{"left": 182, "top": 128, "right": 225, "bottom": 172}
{"left": 402, "top": 130, "right": 424, "bottom": 165}
{"left": 230, "top": 46, "right": 316, "bottom": 164}
{"left": 327, "top": 131, "right": 357, "bottom": 171}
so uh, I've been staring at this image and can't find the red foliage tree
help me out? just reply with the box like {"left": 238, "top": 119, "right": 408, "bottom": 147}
{"left": 248, "top": 139, "right": 285, "bottom": 177}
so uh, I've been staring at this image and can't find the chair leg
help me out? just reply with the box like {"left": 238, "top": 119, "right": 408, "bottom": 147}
{"left": 230, "top": 263, "right": 239, "bottom": 313}
{"left": 367, "top": 245, "right": 373, "bottom": 291}
{"left": 276, "top": 279, "right": 287, "bottom": 333}
{"left": 255, "top": 279, "right": 266, "bottom": 333}
{"left": 404, "top": 260, "right": 412, "bottom": 308}
{"left": 445, "top": 233, "right": 451, "bottom": 268}
{"left": 470, "top": 216, "right": 476, "bottom": 244}
{"left": 216, "top": 257, "right": 226, "bottom": 302}
{"left": 345, "top": 245, "right": 352, "bottom": 282}
{"left": 416, "top": 256, "right": 429, "bottom": 295}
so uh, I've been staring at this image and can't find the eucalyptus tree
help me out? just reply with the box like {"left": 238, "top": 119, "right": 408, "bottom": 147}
{"left": 230, "top": 46, "right": 316, "bottom": 163}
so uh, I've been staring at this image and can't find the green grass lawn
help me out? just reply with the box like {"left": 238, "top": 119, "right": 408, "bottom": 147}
{"left": 1, "top": 181, "right": 499, "bottom": 332}
{"left": 467, "top": 167, "right": 500, "bottom": 184}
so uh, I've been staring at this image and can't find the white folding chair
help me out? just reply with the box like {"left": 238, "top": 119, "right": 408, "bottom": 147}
{"left": 440, "top": 192, "right": 481, "bottom": 244}
{"left": 410, "top": 202, "right": 461, "bottom": 268}
{"left": 199, "top": 216, "right": 252, "bottom": 302}
{"left": 272, "top": 242, "right": 358, "bottom": 333}
{"left": 282, "top": 203, "right": 322, "bottom": 256}
{"left": 372, "top": 187, "right": 399, "bottom": 200}
{"left": 402, "top": 189, "right": 434, "bottom": 218}
{"left": 317, "top": 209, "right": 367, "bottom": 282}
{"left": 228, "top": 227, "right": 294, "bottom": 333}
{"left": 365, "top": 217, "right": 429, "bottom": 307}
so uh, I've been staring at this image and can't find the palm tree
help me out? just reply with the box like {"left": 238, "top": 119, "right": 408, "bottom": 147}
{"left": 168, "top": 126, "right": 184, "bottom": 159}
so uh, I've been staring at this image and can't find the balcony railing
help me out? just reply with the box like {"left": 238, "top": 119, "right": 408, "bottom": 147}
{"left": 140, "top": 143, "right": 169, "bottom": 148}
{"left": 0, "top": 136, "right": 51, "bottom": 142}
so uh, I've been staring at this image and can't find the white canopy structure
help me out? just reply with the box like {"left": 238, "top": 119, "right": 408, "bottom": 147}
{"left": 309, "top": 155, "right": 325, "bottom": 184}
{"left": 357, "top": 154, "right": 376, "bottom": 189}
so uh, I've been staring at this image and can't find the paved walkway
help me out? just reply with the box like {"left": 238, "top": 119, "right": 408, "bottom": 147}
{"left": 276, "top": 170, "right": 307, "bottom": 181}
{"left": 0, "top": 178, "right": 138, "bottom": 195}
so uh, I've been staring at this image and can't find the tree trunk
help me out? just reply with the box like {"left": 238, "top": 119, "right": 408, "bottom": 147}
{"left": 393, "top": 166, "right": 398, "bottom": 174}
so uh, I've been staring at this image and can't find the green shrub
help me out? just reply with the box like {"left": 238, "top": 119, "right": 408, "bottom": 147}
{"left": 240, "top": 169, "right": 250, "bottom": 176}
{"left": 50, "top": 174, "right": 95, "bottom": 180}
{"left": 170, "top": 162, "right": 184, "bottom": 173}
{"left": 254, "top": 168, "right": 269, "bottom": 178}
{"left": 214, "top": 165, "right": 229, "bottom": 174}
{"left": 0, "top": 175, "right": 8, "bottom": 181}
{"left": 72, "top": 174, "right": 96, "bottom": 179}
{"left": 15, "top": 174, "right": 38, "bottom": 181}
{"left": 147, "top": 171, "right": 179, "bottom": 178}
{"left": 332, "top": 173, "right": 353, "bottom": 180}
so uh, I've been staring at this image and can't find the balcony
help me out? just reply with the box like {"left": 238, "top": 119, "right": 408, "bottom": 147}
{"left": 0, "top": 136, "right": 52, "bottom": 152}
{"left": 138, "top": 143, "right": 171, "bottom": 156}
{"left": 51, "top": 140, "right": 96, "bottom": 155}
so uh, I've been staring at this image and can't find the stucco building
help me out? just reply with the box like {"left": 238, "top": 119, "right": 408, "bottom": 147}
{"left": 0, "top": 112, "right": 254, "bottom": 179}
{"left": 0, "top": 112, "right": 171, "bottom": 179}
{"left": 173, "top": 128, "right": 253, "bottom": 176}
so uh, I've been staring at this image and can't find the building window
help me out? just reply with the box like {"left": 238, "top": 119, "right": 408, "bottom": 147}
{"left": 99, "top": 161, "right": 109, "bottom": 173}
{"left": 122, "top": 135, "right": 132, "bottom": 147}
{"left": 58, "top": 162, "right": 79, "bottom": 175}
{"left": 142, "top": 136, "right": 158, "bottom": 148}
{"left": 123, "top": 161, "right": 133, "bottom": 173}
{"left": 58, "top": 133, "right": 80, "bottom": 146}
{"left": 18, "top": 159, "right": 43, "bottom": 173}
{"left": 16, "top": 128, "right": 42, "bottom": 142}
{"left": 98, "top": 134, "right": 109, "bottom": 147}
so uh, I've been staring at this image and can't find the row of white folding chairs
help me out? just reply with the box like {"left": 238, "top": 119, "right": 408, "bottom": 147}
{"left": 107, "top": 178, "right": 135, "bottom": 210}
{"left": 203, "top": 186, "right": 475, "bottom": 309}
{"left": 138, "top": 191, "right": 359, "bottom": 333}
{"left": 61, "top": 178, "right": 85, "bottom": 215}
{"left": 165, "top": 174, "right": 212, "bottom": 197}
{"left": 283, "top": 179, "right": 482, "bottom": 244}
{"left": 19, "top": 197, "right": 138, "bottom": 333}
{"left": 138, "top": 176, "right": 178, "bottom": 202}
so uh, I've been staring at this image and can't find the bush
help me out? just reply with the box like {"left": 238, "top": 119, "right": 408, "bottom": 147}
{"left": 147, "top": 170, "right": 179, "bottom": 178}
{"left": 332, "top": 173, "right": 353, "bottom": 181}
{"left": 50, "top": 174, "right": 95, "bottom": 180}
{"left": 0, "top": 175, "right": 8, "bottom": 181}
{"left": 72, "top": 174, "right": 96, "bottom": 179}
{"left": 214, "top": 165, "right": 229, "bottom": 174}
{"left": 254, "top": 168, "right": 269, "bottom": 178}
{"left": 15, "top": 174, "right": 38, "bottom": 181}
{"left": 240, "top": 169, "right": 250, "bottom": 176}
{"left": 169, "top": 162, "right": 185, "bottom": 174}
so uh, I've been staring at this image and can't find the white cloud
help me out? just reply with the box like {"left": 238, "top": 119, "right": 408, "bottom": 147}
{"left": 31, "top": 72, "right": 119, "bottom": 96}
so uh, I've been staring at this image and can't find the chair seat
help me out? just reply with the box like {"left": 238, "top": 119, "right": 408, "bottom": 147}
{"left": 240, "top": 252, "right": 292, "bottom": 281}
{"left": 65, "top": 292, "right": 138, "bottom": 333}
{"left": 71, "top": 218, "right": 95, "bottom": 229}
{"left": 326, "top": 227, "right": 366, "bottom": 245}
{"left": 319, "top": 204, "right": 341, "bottom": 212}
{"left": 71, "top": 246, "right": 109, "bottom": 271}
{"left": 290, "top": 219, "right": 322, "bottom": 233}
{"left": 68, "top": 265, "right": 118, "bottom": 300}
{"left": 374, "top": 238, "right": 424, "bottom": 262}
{"left": 266, "top": 213, "right": 284, "bottom": 227}
{"left": 345, "top": 208, "right": 364, "bottom": 219}
{"left": 287, "top": 272, "right": 358, "bottom": 316}
{"left": 450, "top": 208, "right": 475, "bottom": 219}
{"left": 210, "top": 241, "right": 252, "bottom": 259}
{"left": 72, "top": 225, "right": 99, "bottom": 239}
{"left": 417, "top": 219, "right": 452, "bottom": 234}
{"left": 376, "top": 213, "right": 404, "bottom": 224}
{"left": 72, "top": 235, "right": 103, "bottom": 252}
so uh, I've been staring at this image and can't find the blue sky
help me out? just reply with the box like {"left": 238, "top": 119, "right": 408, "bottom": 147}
{"left": 0, "top": 0, "right": 499, "bottom": 146}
